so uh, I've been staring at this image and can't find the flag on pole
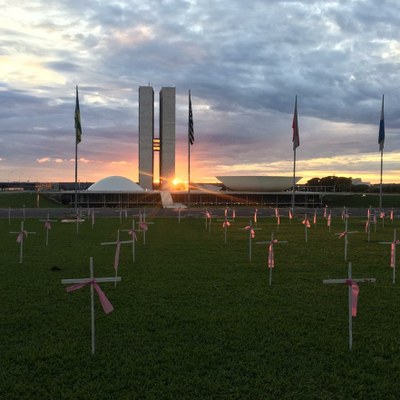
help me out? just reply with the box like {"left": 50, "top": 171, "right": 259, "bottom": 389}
{"left": 292, "top": 95, "right": 299, "bottom": 150}
{"left": 75, "top": 85, "right": 82, "bottom": 144}
{"left": 188, "top": 90, "right": 194, "bottom": 145}
{"left": 378, "top": 94, "right": 385, "bottom": 151}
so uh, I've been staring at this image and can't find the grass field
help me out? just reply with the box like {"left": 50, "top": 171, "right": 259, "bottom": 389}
{"left": 1, "top": 211, "right": 400, "bottom": 399}
{"left": 0, "top": 193, "right": 61, "bottom": 208}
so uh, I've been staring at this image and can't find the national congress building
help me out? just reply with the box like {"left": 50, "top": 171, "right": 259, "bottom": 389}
{"left": 138, "top": 86, "right": 176, "bottom": 190}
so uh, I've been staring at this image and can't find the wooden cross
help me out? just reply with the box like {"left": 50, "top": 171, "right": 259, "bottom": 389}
{"left": 10, "top": 221, "right": 36, "bottom": 263}
{"left": 115, "top": 208, "right": 128, "bottom": 223}
{"left": 239, "top": 220, "right": 261, "bottom": 262}
{"left": 222, "top": 217, "right": 231, "bottom": 244}
{"left": 302, "top": 213, "right": 311, "bottom": 243}
{"left": 121, "top": 219, "right": 138, "bottom": 263}
{"left": 380, "top": 210, "right": 386, "bottom": 228}
{"left": 75, "top": 210, "right": 85, "bottom": 234}
{"left": 379, "top": 229, "right": 400, "bottom": 284}
{"left": 89, "top": 208, "right": 100, "bottom": 229}
{"left": 61, "top": 257, "right": 121, "bottom": 354}
{"left": 365, "top": 218, "right": 371, "bottom": 243}
{"left": 101, "top": 229, "right": 134, "bottom": 287}
{"left": 335, "top": 217, "right": 357, "bottom": 261}
{"left": 39, "top": 213, "right": 57, "bottom": 246}
{"left": 256, "top": 232, "right": 287, "bottom": 286}
{"left": 327, "top": 211, "right": 332, "bottom": 233}
{"left": 323, "top": 262, "right": 375, "bottom": 350}
{"left": 205, "top": 210, "right": 212, "bottom": 232}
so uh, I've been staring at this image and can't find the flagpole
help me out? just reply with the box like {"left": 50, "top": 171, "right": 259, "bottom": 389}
{"left": 75, "top": 134, "right": 78, "bottom": 215}
{"left": 187, "top": 90, "right": 194, "bottom": 214}
{"left": 74, "top": 85, "right": 82, "bottom": 217}
{"left": 378, "top": 94, "right": 385, "bottom": 211}
{"left": 379, "top": 148, "right": 383, "bottom": 210}
{"left": 292, "top": 148, "right": 296, "bottom": 212}
{"left": 291, "top": 95, "right": 299, "bottom": 213}
{"left": 188, "top": 123, "right": 191, "bottom": 214}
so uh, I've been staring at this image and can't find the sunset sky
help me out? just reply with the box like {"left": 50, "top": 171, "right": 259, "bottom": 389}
{"left": 1, "top": 1, "right": 399, "bottom": 185}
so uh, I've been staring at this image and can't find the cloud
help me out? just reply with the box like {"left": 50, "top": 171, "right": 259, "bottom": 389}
{"left": 0, "top": 0, "right": 399, "bottom": 184}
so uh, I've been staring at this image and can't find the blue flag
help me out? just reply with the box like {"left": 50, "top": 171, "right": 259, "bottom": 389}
{"left": 378, "top": 95, "right": 385, "bottom": 151}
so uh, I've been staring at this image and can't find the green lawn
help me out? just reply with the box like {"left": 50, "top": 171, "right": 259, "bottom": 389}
{"left": 0, "top": 192, "right": 62, "bottom": 208}
{"left": 1, "top": 212, "right": 399, "bottom": 399}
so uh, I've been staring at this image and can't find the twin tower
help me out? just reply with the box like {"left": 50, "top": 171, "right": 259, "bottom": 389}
{"left": 138, "top": 86, "right": 175, "bottom": 190}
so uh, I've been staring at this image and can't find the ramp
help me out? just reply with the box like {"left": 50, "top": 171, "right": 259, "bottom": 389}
{"left": 160, "top": 191, "right": 187, "bottom": 209}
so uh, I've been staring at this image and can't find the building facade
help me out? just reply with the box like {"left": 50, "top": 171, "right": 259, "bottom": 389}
{"left": 138, "top": 86, "right": 154, "bottom": 190}
{"left": 138, "top": 86, "right": 175, "bottom": 190}
{"left": 159, "top": 87, "right": 176, "bottom": 189}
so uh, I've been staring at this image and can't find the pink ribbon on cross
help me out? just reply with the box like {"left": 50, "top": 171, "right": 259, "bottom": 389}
{"left": 327, "top": 214, "right": 331, "bottom": 227}
{"left": 114, "top": 241, "right": 121, "bottom": 272}
{"left": 128, "top": 229, "right": 137, "bottom": 241}
{"left": 139, "top": 222, "right": 148, "bottom": 231}
{"left": 16, "top": 231, "right": 28, "bottom": 243}
{"left": 390, "top": 210, "right": 394, "bottom": 221}
{"left": 275, "top": 208, "right": 279, "bottom": 218}
{"left": 288, "top": 209, "right": 293, "bottom": 220}
{"left": 338, "top": 231, "right": 347, "bottom": 239}
{"left": 205, "top": 211, "right": 211, "bottom": 219}
{"left": 346, "top": 279, "right": 359, "bottom": 317}
{"left": 277, "top": 215, "right": 281, "bottom": 225}
{"left": 245, "top": 225, "right": 255, "bottom": 238}
{"left": 66, "top": 280, "right": 114, "bottom": 314}
{"left": 268, "top": 240, "right": 279, "bottom": 269}
{"left": 302, "top": 218, "right": 310, "bottom": 228}
{"left": 223, "top": 221, "right": 231, "bottom": 228}
{"left": 323, "top": 207, "right": 327, "bottom": 218}
{"left": 365, "top": 220, "right": 369, "bottom": 233}
{"left": 390, "top": 240, "right": 400, "bottom": 267}
{"left": 380, "top": 211, "right": 385, "bottom": 219}
{"left": 313, "top": 212, "right": 317, "bottom": 224}
{"left": 254, "top": 210, "right": 258, "bottom": 224}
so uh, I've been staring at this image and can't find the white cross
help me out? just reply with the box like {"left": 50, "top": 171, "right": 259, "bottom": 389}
{"left": 121, "top": 219, "right": 138, "bottom": 263}
{"left": 205, "top": 210, "right": 212, "bottom": 232}
{"left": 365, "top": 217, "right": 371, "bottom": 243}
{"left": 335, "top": 217, "right": 357, "bottom": 261}
{"left": 379, "top": 229, "right": 400, "bottom": 284}
{"left": 39, "top": 213, "right": 57, "bottom": 246}
{"left": 10, "top": 221, "right": 36, "bottom": 263}
{"left": 221, "top": 216, "right": 232, "bottom": 244}
{"left": 239, "top": 220, "right": 261, "bottom": 262}
{"left": 302, "top": 213, "right": 311, "bottom": 243}
{"left": 101, "top": 229, "right": 134, "bottom": 287}
{"left": 256, "top": 232, "right": 287, "bottom": 286}
{"left": 61, "top": 257, "right": 121, "bottom": 354}
{"left": 323, "top": 262, "right": 375, "bottom": 350}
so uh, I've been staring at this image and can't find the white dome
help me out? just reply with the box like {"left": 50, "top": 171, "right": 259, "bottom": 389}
{"left": 87, "top": 176, "right": 144, "bottom": 192}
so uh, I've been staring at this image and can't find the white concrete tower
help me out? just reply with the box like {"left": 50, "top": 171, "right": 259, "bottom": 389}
{"left": 138, "top": 86, "right": 154, "bottom": 190}
{"left": 159, "top": 87, "right": 176, "bottom": 189}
